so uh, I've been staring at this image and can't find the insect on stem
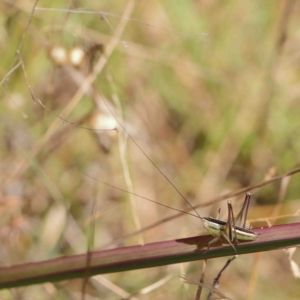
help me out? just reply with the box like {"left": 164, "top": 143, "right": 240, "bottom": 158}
{"left": 203, "top": 193, "right": 258, "bottom": 254}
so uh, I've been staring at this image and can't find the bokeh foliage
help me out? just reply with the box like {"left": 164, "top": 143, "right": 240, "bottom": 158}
{"left": 0, "top": 0, "right": 300, "bottom": 299}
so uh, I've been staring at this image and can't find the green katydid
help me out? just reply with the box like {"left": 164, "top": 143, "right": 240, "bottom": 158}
{"left": 202, "top": 193, "right": 259, "bottom": 253}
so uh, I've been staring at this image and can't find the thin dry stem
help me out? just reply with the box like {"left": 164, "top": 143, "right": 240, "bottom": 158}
{"left": 91, "top": 275, "right": 139, "bottom": 300}
{"left": 35, "top": 7, "right": 206, "bottom": 40}
{"left": 271, "top": 176, "right": 290, "bottom": 223}
{"left": 247, "top": 252, "right": 262, "bottom": 300}
{"left": 115, "top": 94, "right": 144, "bottom": 245}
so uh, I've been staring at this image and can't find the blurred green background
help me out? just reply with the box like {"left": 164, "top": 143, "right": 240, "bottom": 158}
{"left": 0, "top": 0, "right": 300, "bottom": 299}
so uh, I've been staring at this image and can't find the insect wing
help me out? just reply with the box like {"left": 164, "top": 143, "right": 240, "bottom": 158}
{"left": 203, "top": 217, "right": 226, "bottom": 238}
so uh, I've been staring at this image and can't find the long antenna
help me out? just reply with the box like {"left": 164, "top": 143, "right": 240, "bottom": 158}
{"left": 82, "top": 172, "right": 199, "bottom": 219}
{"left": 95, "top": 87, "right": 203, "bottom": 221}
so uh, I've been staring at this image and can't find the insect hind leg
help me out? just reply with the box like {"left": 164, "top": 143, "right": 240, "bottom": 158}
{"left": 221, "top": 232, "right": 237, "bottom": 255}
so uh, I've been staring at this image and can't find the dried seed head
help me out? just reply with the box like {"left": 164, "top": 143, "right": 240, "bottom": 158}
{"left": 49, "top": 46, "right": 67, "bottom": 66}
{"left": 91, "top": 113, "right": 118, "bottom": 134}
{"left": 69, "top": 47, "right": 85, "bottom": 67}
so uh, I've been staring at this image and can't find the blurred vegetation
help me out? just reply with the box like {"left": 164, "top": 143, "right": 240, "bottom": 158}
{"left": 0, "top": 0, "right": 300, "bottom": 299}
